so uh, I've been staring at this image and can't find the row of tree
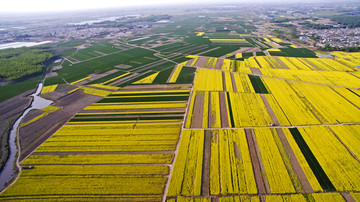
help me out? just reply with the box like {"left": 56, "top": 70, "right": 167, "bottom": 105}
{"left": 0, "top": 47, "right": 54, "bottom": 81}
{"left": 321, "top": 44, "right": 360, "bottom": 52}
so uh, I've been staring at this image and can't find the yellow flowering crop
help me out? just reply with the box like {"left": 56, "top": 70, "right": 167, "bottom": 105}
{"left": 133, "top": 72, "right": 159, "bottom": 84}
{"left": 272, "top": 38, "right": 283, "bottom": 43}
{"left": 84, "top": 103, "right": 187, "bottom": 110}
{"left": 299, "top": 126, "right": 360, "bottom": 191}
{"left": 221, "top": 59, "right": 233, "bottom": 71}
{"left": 168, "top": 65, "right": 183, "bottom": 83}
{"left": 224, "top": 72, "right": 233, "bottom": 92}
{"left": 193, "top": 68, "right": 223, "bottom": 91}
{"left": 70, "top": 76, "right": 91, "bottom": 85}
{"left": 87, "top": 84, "right": 120, "bottom": 91}
{"left": 41, "top": 84, "right": 58, "bottom": 94}
{"left": 196, "top": 32, "right": 205, "bottom": 36}
{"left": 282, "top": 128, "right": 323, "bottom": 192}
{"left": 267, "top": 48, "right": 281, "bottom": 52}
{"left": 205, "top": 57, "right": 218, "bottom": 69}
{"left": 102, "top": 72, "right": 130, "bottom": 85}
{"left": 21, "top": 105, "right": 60, "bottom": 127}
{"left": 228, "top": 92, "right": 272, "bottom": 127}
{"left": 330, "top": 125, "right": 360, "bottom": 159}
{"left": 167, "top": 130, "right": 204, "bottom": 196}
{"left": 254, "top": 128, "right": 296, "bottom": 193}
{"left": 212, "top": 129, "right": 257, "bottom": 195}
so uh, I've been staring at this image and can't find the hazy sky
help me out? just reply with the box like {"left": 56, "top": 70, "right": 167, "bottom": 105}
{"left": 0, "top": 0, "right": 352, "bottom": 13}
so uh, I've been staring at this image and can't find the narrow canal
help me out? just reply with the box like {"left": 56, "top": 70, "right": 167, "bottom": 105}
{"left": 0, "top": 83, "right": 52, "bottom": 191}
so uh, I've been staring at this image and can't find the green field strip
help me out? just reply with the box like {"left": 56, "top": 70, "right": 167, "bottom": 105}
{"left": 174, "top": 66, "right": 196, "bottom": 84}
{"left": 248, "top": 75, "right": 269, "bottom": 94}
{"left": 347, "top": 88, "right": 360, "bottom": 97}
{"left": 116, "top": 71, "right": 156, "bottom": 87}
{"left": 289, "top": 128, "right": 336, "bottom": 192}
{"left": 97, "top": 96, "right": 189, "bottom": 103}
{"left": 86, "top": 70, "right": 129, "bottom": 85}
{"left": 226, "top": 92, "right": 235, "bottom": 128}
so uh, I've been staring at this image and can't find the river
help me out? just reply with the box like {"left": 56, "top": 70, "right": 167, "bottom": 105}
{"left": 0, "top": 83, "right": 53, "bottom": 191}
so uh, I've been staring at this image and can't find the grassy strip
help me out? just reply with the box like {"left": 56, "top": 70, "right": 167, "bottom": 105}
{"left": 226, "top": 92, "right": 235, "bottom": 128}
{"left": 86, "top": 70, "right": 128, "bottom": 85}
{"left": 153, "top": 68, "right": 173, "bottom": 84}
{"left": 98, "top": 96, "right": 189, "bottom": 103}
{"left": 289, "top": 128, "right": 336, "bottom": 191}
{"left": 269, "top": 48, "right": 317, "bottom": 58}
{"left": 175, "top": 66, "right": 197, "bottom": 84}
{"left": 347, "top": 88, "right": 360, "bottom": 97}
{"left": 69, "top": 116, "right": 184, "bottom": 122}
{"left": 117, "top": 72, "right": 155, "bottom": 87}
{"left": 248, "top": 75, "right": 269, "bottom": 94}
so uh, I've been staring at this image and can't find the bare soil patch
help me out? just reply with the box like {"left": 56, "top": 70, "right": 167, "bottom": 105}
{"left": 166, "top": 66, "right": 178, "bottom": 83}
{"left": 230, "top": 72, "right": 238, "bottom": 92}
{"left": 19, "top": 92, "right": 103, "bottom": 161}
{"left": 0, "top": 89, "right": 34, "bottom": 170}
{"left": 245, "top": 129, "right": 268, "bottom": 194}
{"left": 273, "top": 57, "right": 290, "bottom": 69}
{"left": 250, "top": 68, "right": 263, "bottom": 76}
{"left": 19, "top": 109, "right": 70, "bottom": 161}
{"left": 194, "top": 56, "right": 208, "bottom": 68}
{"left": 219, "top": 92, "right": 230, "bottom": 128}
{"left": 115, "top": 64, "right": 133, "bottom": 69}
{"left": 201, "top": 130, "right": 211, "bottom": 196}
{"left": 191, "top": 93, "right": 205, "bottom": 128}
{"left": 214, "top": 59, "right": 224, "bottom": 70}
{"left": 275, "top": 128, "right": 314, "bottom": 193}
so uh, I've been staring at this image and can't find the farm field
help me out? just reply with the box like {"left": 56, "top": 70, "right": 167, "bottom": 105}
{"left": 1, "top": 11, "right": 360, "bottom": 202}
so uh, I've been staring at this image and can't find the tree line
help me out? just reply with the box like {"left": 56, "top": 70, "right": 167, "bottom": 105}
{"left": 0, "top": 47, "right": 54, "bottom": 81}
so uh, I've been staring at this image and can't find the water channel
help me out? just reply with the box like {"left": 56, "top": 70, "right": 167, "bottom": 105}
{"left": 0, "top": 83, "right": 53, "bottom": 191}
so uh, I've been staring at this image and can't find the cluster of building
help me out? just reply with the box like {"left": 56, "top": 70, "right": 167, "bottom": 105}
{"left": 298, "top": 27, "right": 360, "bottom": 48}
{"left": 0, "top": 23, "right": 153, "bottom": 43}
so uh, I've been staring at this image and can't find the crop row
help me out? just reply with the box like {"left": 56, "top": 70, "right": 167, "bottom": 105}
{"left": 264, "top": 78, "right": 360, "bottom": 125}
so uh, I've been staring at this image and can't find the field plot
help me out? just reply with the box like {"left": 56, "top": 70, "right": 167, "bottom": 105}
{"left": 1, "top": 87, "right": 190, "bottom": 201}
{"left": 263, "top": 77, "right": 360, "bottom": 125}
{"left": 187, "top": 91, "right": 270, "bottom": 128}
{"left": 289, "top": 126, "right": 360, "bottom": 192}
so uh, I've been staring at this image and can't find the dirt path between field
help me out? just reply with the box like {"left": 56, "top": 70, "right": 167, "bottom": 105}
{"left": 194, "top": 56, "right": 208, "bottom": 68}
{"left": 222, "top": 72, "right": 227, "bottom": 91}
{"left": 245, "top": 129, "right": 268, "bottom": 194}
{"left": 191, "top": 93, "right": 205, "bottom": 128}
{"left": 341, "top": 192, "right": 356, "bottom": 202}
{"left": 251, "top": 68, "right": 262, "bottom": 76}
{"left": 201, "top": 130, "right": 211, "bottom": 196}
{"left": 274, "top": 57, "right": 290, "bottom": 69}
{"left": 166, "top": 65, "right": 178, "bottom": 83}
{"left": 230, "top": 72, "right": 238, "bottom": 92}
{"left": 264, "top": 51, "right": 271, "bottom": 56}
{"left": 327, "top": 126, "right": 360, "bottom": 163}
{"left": 196, "top": 47, "right": 221, "bottom": 56}
{"left": 219, "top": 92, "right": 230, "bottom": 128}
{"left": 214, "top": 59, "right": 224, "bottom": 70}
{"left": 261, "top": 94, "right": 314, "bottom": 193}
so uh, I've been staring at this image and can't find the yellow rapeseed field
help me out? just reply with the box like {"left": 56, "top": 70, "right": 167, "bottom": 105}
{"left": 41, "top": 84, "right": 58, "bottom": 94}
{"left": 299, "top": 126, "right": 360, "bottom": 191}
